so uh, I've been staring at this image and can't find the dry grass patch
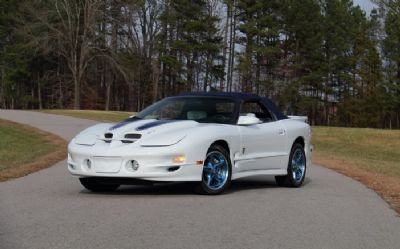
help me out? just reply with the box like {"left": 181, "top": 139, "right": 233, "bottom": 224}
{"left": 313, "top": 127, "right": 400, "bottom": 214}
{"left": 39, "top": 109, "right": 132, "bottom": 122}
{"left": 0, "top": 119, "right": 67, "bottom": 181}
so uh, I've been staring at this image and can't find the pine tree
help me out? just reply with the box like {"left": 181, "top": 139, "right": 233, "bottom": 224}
{"left": 159, "top": 0, "right": 221, "bottom": 92}
{"left": 380, "top": 0, "right": 400, "bottom": 128}
{"left": 279, "top": 0, "right": 324, "bottom": 125}
{"left": 236, "top": 0, "right": 280, "bottom": 93}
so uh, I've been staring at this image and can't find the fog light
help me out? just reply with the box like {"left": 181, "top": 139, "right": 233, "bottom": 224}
{"left": 172, "top": 155, "right": 185, "bottom": 164}
{"left": 127, "top": 160, "right": 139, "bottom": 171}
{"left": 85, "top": 159, "right": 92, "bottom": 169}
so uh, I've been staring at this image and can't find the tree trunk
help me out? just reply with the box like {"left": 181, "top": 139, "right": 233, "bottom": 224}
{"left": 152, "top": 59, "right": 160, "bottom": 102}
{"left": 105, "top": 75, "right": 111, "bottom": 111}
{"left": 73, "top": 76, "right": 80, "bottom": 109}
{"left": 204, "top": 54, "right": 211, "bottom": 91}
{"left": 0, "top": 60, "right": 4, "bottom": 108}
{"left": 227, "top": 2, "right": 236, "bottom": 92}
{"left": 255, "top": 33, "right": 261, "bottom": 95}
{"left": 56, "top": 61, "right": 63, "bottom": 109}
{"left": 220, "top": 2, "right": 230, "bottom": 91}
{"left": 38, "top": 77, "right": 42, "bottom": 109}
{"left": 187, "top": 56, "right": 193, "bottom": 92}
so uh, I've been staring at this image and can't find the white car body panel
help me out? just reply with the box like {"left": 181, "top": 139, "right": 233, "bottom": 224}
{"left": 68, "top": 116, "right": 312, "bottom": 182}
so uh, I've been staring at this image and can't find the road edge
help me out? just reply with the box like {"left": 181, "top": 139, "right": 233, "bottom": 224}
{"left": 314, "top": 152, "right": 400, "bottom": 216}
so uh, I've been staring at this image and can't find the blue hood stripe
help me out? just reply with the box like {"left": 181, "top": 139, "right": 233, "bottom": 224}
{"left": 109, "top": 118, "right": 140, "bottom": 130}
{"left": 136, "top": 120, "right": 182, "bottom": 131}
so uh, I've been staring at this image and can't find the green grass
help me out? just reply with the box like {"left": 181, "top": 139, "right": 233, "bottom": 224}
{"left": 0, "top": 119, "right": 58, "bottom": 171}
{"left": 312, "top": 126, "right": 400, "bottom": 177}
{"left": 39, "top": 109, "right": 133, "bottom": 122}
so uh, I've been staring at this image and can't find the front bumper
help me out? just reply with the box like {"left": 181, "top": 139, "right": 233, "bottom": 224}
{"left": 67, "top": 141, "right": 205, "bottom": 182}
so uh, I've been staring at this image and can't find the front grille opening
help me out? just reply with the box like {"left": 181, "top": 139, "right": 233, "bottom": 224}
{"left": 167, "top": 166, "right": 180, "bottom": 172}
{"left": 124, "top": 133, "right": 141, "bottom": 139}
{"left": 104, "top": 133, "right": 113, "bottom": 139}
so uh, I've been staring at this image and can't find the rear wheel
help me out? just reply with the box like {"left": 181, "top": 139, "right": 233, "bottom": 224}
{"left": 79, "top": 178, "right": 120, "bottom": 192}
{"left": 275, "top": 143, "right": 306, "bottom": 187}
{"left": 196, "top": 145, "right": 232, "bottom": 195}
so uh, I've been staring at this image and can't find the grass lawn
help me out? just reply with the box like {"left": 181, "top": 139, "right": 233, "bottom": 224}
{"left": 0, "top": 119, "right": 67, "bottom": 181}
{"left": 39, "top": 109, "right": 132, "bottom": 122}
{"left": 312, "top": 127, "right": 400, "bottom": 177}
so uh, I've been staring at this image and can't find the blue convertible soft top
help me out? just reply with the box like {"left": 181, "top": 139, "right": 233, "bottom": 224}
{"left": 178, "top": 92, "right": 288, "bottom": 120}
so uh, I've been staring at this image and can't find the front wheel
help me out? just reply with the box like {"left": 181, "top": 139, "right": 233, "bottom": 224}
{"left": 275, "top": 143, "right": 306, "bottom": 187}
{"left": 79, "top": 178, "right": 120, "bottom": 192}
{"left": 196, "top": 145, "right": 232, "bottom": 195}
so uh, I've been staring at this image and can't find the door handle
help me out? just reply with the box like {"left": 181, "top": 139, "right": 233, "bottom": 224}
{"left": 278, "top": 129, "right": 286, "bottom": 135}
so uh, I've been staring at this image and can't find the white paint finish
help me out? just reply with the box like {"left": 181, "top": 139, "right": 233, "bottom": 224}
{"left": 238, "top": 121, "right": 287, "bottom": 171}
{"left": 67, "top": 115, "right": 310, "bottom": 181}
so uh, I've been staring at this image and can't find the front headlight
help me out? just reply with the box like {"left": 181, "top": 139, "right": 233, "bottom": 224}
{"left": 140, "top": 135, "right": 186, "bottom": 147}
{"left": 74, "top": 133, "right": 98, "bottom": 146}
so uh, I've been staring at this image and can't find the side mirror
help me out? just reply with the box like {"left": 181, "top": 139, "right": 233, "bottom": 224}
{"left": 237, "top": 113, "right": 262, "bottom": 126}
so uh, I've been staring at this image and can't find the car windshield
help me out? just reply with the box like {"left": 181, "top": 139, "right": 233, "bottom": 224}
{"left": 135, "top": 97, "right": 237, "bottom": 124}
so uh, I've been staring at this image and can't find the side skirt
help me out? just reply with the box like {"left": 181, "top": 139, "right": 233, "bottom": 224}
{"left": 231, "top": 169, "right": 287, "bottom": 180}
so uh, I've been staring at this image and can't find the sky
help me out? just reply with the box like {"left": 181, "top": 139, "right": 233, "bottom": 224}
{"left": 353, "top": 0, "right": 376, "bottom": 14}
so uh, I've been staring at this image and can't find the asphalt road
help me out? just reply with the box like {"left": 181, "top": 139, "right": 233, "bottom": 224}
{"left": 0, "top": 110, "right": 399, "bottom": 249}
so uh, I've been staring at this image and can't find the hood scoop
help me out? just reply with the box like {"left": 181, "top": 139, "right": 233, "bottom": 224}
{"left": 104, "top": 133, "right": 113, "bottom": 139}
{"left": 103, "top": 133, "right": 113, "bottom": 143}
{"left": 124, "top": 133, "right": 141, "bottom": 139}
{"left": 102, "top": 132, "right": 142, "bottom": 144}
{"left": 122, "top": 133, "right": 142, "bottom": 143}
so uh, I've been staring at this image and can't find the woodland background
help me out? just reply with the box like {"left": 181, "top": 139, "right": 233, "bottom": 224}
{"left": 0, "top": 0, "right": 399, "bottom": 128}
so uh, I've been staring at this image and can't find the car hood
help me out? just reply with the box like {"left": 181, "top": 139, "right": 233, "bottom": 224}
{"left": 74, "top": 119, "right": 200, "bottom": 146}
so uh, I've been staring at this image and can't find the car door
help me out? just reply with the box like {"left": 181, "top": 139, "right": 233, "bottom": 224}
{"left": 237, "top": 101, "right": 287, "bottom": 171}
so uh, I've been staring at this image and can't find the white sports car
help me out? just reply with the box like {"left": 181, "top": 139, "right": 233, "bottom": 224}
{"left": 68, "top": 92, "right": 312, "bottom": 194}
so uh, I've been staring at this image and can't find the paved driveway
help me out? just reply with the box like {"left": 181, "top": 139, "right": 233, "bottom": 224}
{"left": 0, "top": 110, "right": 399, "bottom": 249}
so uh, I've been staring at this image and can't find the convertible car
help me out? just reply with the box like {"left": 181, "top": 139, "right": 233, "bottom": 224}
{"left": 68, "top": 92, "right": 312, "bottom": 194}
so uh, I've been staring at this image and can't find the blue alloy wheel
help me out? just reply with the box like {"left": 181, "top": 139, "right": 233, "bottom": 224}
{"left": 275, "top": 143, "right": 306, "bottom": 187}
{"left": 291, "top": 148, "right": 306, "bottom": 184}
{"left": 202, "top": 151, "right": 229, "bottom": 191}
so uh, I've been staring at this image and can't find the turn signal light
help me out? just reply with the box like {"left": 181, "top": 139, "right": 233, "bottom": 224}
{"left": 172, "top": 155, "right": 186, "bottom": 164}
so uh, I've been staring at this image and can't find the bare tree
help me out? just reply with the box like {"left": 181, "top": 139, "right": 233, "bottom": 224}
{"left": 56, "top": 0, "right": 101, "bottom": 109}
{"left": 24, "top": 0, "right": 102, "bottom": 109}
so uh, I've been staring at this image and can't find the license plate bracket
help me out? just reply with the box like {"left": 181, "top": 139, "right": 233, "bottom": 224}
{"left": 94, "top": 157, "right": 122, "bottom": 173}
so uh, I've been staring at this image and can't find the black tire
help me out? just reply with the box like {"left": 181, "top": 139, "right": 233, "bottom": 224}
{"left": 275, "top": 143, "right": 306, "bottom": 188}
{"left": 79, "top": 178, "right": 120, "bottom": 192}
{"left": 196, "top": 144, "right": 232, "bottom": 195}
{"left": 275, "top": 175, "right": 287, "bottom": 186}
